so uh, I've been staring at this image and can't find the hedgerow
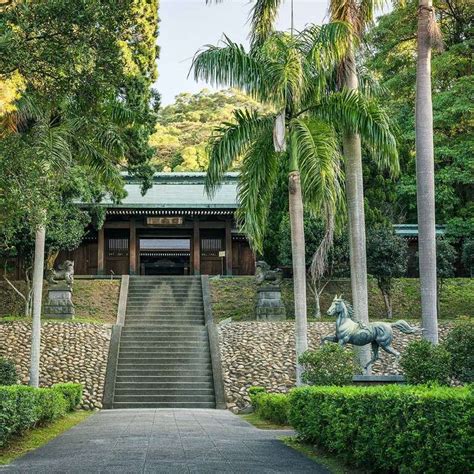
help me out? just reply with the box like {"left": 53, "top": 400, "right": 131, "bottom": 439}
{"left": 249, "top": 388, "right": 289, "bottom": 425}
{"left": 288, "top": 385, "right": 472, "bottom": 473}
{"left": 52, "top": 383, "right": 83, "bottom": 411}
{"left": 0, "top": 383, "right": 83, "bottom": 448}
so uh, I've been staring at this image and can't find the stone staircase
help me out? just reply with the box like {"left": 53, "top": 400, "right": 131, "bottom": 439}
{"left": 111, "top": 276, "right": 216, "bottom": 409}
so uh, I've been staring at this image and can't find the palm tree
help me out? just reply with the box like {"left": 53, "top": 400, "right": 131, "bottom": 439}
{"left": 1, "top": 96, "right": 126, "bottom": 387}
{"left": 415, "top": 0, "right": 442, "bottom": 343}
{"left": 191, "top": 24, "right": 398, "bottom": 383}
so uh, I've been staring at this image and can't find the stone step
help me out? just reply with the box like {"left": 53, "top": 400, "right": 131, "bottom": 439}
{"left": 119, "top": 342, "right": 207, "bottom": 350}
{"left": 124, "top": 323, "right": 205, "bottom": 329}
{"left": 126, "top": 296, "right": 203, "bottom": 301}
{"left": 121, "top": 328, "right": 207, "bottom": 336}
{"left": 113, "top": 394, "right": 214, "bottom": 403}
{"left": 116, "top": 358, "right": 212, "bottom": 366}
{"left": 117, "top": 352, "right": 211, "bottom": 361}
{"left": 120, "top": 334, "right": 208, "bottom": 342}
{"left": 115, "top": 375, "right": 213, "bottom": 383}
{"left": 114, "top": 387, "right": 214, "bottom": 396}
{"left": 124, "top": 318, "right": 204, "bottom": 324}
{"left": 112, "top": 401, "right": 216, "bottom": 409}
{"left": 115, "top": 381, "right": 214, "bottom": 389}
{"left": 116, "top": 364, "right": 212, "bottom": 374}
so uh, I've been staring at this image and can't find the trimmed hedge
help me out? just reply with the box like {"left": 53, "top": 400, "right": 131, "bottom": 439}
{"left": 0, "top": 383, "right": 83, "bottom": 448}
{"left": 0, "top": 358, "right": 18, "bottom": 385}
{"left": 52, "top": 383, "right": 83, "bottom": 411}
{"left": 288, "top": 385, "right": 473, "bottom": 473}
{"left": 249, "top": 388, "right": 289, "bottom": 425}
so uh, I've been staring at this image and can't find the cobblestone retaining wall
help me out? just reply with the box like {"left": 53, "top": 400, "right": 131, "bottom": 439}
{"left": 0, "top": 322, "right": 112, "bottom": 409}
{"left": 218, "top": 321, "right": 453, "bottom": 412}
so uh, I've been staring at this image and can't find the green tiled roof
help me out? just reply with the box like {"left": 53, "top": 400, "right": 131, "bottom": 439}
{"left": 394, "top": 224, "right": 446, "bottom": 237}
{"left": 101, "top": 172, "right": 239, "bottom": 209}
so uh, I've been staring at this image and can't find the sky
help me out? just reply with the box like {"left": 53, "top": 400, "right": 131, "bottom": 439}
{"left": 155, "top": 0, "right": 328, "bottom": 105}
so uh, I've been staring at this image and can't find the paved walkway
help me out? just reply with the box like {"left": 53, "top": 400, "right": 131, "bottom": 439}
{"left": 1, "top": 409, "right": 328, "bottom": 473}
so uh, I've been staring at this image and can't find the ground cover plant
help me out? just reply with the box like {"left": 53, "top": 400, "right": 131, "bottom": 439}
{"left": 0, "top": 384, "right": 83, "bottom": 448}
{"left": 288, "top": 385, "right": 472, "bottom": 473}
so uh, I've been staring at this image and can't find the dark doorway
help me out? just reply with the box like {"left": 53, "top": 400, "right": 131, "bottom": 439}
{"left": 139, "top": 237, "right": 191, "bottom": 275}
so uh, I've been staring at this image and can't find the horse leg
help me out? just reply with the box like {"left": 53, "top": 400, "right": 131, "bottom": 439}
{"left": 381, "top": 344, "right": 400, "bottom": 361}
{"left": 321, "top": 334, "right": 338, "bottom": 345}
{"left": 364, "top": 342, "right": 380, "bottom": 371}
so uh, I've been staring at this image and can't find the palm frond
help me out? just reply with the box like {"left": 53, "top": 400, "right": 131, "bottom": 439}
{"left": 235, "top": 133, "right": 280, "bottom": 253}
{"left": 291, "top": 118, "right": 344, "bottom": 215}
{"left": 191, "top": 36, "right": 268, "bottom": 102}
{"left": 249, "top": 0, "right": 284, "bottom": 49}
{"left": 314, "top": 89, "right": 399, "bottom": 175}
{"left": 206, "top": 109, "right": 275, "bottom": 196}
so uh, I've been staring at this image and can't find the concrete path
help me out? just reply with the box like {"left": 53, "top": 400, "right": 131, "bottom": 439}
{"left": 1, "top": 409, "right": 328, "bottom": 473}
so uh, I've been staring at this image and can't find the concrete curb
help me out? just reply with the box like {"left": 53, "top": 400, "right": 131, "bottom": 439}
{"left": 102, "top": 324, "right": 123, "bottom": 409}
{"left": 103, "top": 275, "right": 129, "bottom": 408}
{"left": 202, "top": 275, "right": 227, "bottom": 409}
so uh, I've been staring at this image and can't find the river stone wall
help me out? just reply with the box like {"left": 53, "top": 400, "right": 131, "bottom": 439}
{"left": 0, "top": 321, "right": 111, "bottom": 409}
{"left": 218, "top": 321, "right": 453, "bottom": 412}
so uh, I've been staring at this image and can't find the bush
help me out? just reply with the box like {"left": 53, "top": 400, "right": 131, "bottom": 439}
{"left": 400, "top": 339, "right": 452, "bottom": 385}
{"left": 0, "top": 358, "right": 18, "bottom": 385}
{"left": 248, "top": 386, "right": 266, "bottom": 401}
{"left": 251, "top": 391, "right": 289, "bottom": 425}
{"left": 444, "top": 321, "right": 474, "bottom": 383}
{"left": 288, "top": 385, "right": 472, "bottom": 473}
{"left": 0, "top": 383, "right": 82, "bottom": 448}
{"left": 299, "top": 344, "right": 359, "bottom": 386}
{"left": 53, "top": 383, "right": 83, "bottom": 411}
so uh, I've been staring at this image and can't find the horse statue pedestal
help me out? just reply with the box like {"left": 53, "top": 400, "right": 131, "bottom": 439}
{"left": 44, "top": 284, "right": 75, "bottom": 320}
{"left": 256, "top": 286, "right": 286, "bottom": 321}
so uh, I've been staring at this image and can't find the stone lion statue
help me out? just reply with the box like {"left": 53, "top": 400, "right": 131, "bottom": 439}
{"left": 46, "top": 260, "right": 75, "bottom": 286}
{"left": 255, "top": 261, "right": 283, "bottom": 287}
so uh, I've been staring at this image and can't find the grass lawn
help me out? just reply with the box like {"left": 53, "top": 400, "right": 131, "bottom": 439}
{"left": 240, "top": 413, "right": 292, "bottom": 430}
{"left": 0, "top": 410, "right": 93, "bottom": 465}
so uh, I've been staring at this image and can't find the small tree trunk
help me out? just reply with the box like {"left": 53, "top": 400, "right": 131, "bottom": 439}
{"left": 314, "top": 291, "right": 321, "bottom": 319}
{"left": 30, "top": 224, "right": 45, "bottom": 388}
{"left": 382, "top": 292, "right": 393, "bottom": 319}
{"left": 288, "top": 170, "right": 308, "bottom": 386}
{"left": 341, "top": 50, "right": 371, "bottom": 371}
{"left": 416, "top": 0, "right": 438, "bottom": 343}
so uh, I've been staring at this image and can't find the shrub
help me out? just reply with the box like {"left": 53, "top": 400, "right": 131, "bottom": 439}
{"left": 400, "top": 339, "right": 452, "bottom": 385}
{"left": 0, "top": 383, "right": 80, "bottom": 447}
{"left": 248, "top": 386, "right": 266, "bottom": 401}
{"left": 444, "top": 321, "right": 474, "bottom": 383}
{"left": 288, "top": 385, "right": 472, "bottom": 473}
{"left": 252, "top": 392, "right": 289, "bottom": 425}
{"left": 299, "top": 344, "right": 359, "bottom": 386}
{"left": 53, "top": 383, "right": 83, "bottom": 411}
{"left": 0, "top": 358, "right": 18, "bottom": 386}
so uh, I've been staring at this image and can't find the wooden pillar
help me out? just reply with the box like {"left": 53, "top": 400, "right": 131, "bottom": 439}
{"left": 225, "top": 219, "right": 233, "bottom": 276}
{"left": 97, "top": 227, "right": 105, "bottom": 275}
{"left": 193, "top": 218, "right": 201, "bottom": 275}
{"left": 129, "top": 217, "right": 137, "bottom": 275}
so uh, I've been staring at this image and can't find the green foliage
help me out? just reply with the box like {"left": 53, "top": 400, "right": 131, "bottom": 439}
{"left": 436, "top": 238, "right": 457, "bottom": 280}
{"left": 149, "top": 89, "right": 268, "bottom": 171}
{"left": 248, "top": 386, "right": 266, "bottom": 400}
{"left": 462, "top": 239, "right": 474, "bottom": 276}
{"left": 400, "top": 340, "right": 452, "bottom": 386}
{"left": 0, "top": 384, "right": 81, "bottom": 447}
{"left": 251, "top": 392, "right": 289, "bottom": 425}
{"left": 52, "top": 384, "right": 83, "bottom": 412}
{"left": 364, "top": 1, "right": 473, "bottom": 239}
{"left": 288, "top": 385, "right": 472, "bottom": 473}
{"left": 444, "top": 321, "right": 474, "bottom": 383}
{"left": 299, "top": 345, "right": 359, "bottom": 386}
{"left": 367, "top": 227, "right": 408, "bottom": 317}
{"left": 0, "top": 359, "right": 17, "bottom": 386}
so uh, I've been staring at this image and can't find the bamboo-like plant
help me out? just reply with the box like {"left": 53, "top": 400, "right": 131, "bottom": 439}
{"left": 191, "top": 23, "right": 397, "bottom": 384}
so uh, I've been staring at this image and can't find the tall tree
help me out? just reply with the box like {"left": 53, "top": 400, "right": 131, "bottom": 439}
{"left": 192, "top": 24, "right": 397, "bottom": 383}
{"left": 415, "top": 0, "right": 442, "bottom": 343}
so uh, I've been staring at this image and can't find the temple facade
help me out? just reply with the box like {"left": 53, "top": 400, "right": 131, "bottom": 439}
{"left": 61, "top": 173, "right": 255, "bottom": 276}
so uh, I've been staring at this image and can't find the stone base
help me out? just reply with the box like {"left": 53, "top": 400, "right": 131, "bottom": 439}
{"left": 44, "top": 285, "right": 75, "bottom": 320}
{"left": 256, "top": 287, "right": 286, "bottom": 321}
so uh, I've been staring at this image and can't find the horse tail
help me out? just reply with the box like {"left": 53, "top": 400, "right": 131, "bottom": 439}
{"left": 391, "top": 320, "right": 417, "bottom": 334}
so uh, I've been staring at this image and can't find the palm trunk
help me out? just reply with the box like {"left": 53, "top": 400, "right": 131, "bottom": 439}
{"left": 288, "top": 170, "right": 308, "bottom": 386}
{"left": 29, "top": 224, "right": 45, "bottom": 388}
{"left": 416, "top": 0, "right": 438, "bottom": 343}
{"left": 342, "top": 51, "right": 371, "bottom": 369}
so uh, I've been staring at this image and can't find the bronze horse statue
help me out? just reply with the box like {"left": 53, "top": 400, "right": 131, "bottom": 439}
{"left": 322, "top": 295, "right": 418, "bottom": 371}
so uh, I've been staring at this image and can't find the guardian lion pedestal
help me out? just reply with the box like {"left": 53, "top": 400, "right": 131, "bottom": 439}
{"left": 255, "top": 261, "right": 286, "bottom": 321}
{"left": 44, "top": 284, "right": 75, "bottom": 320}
